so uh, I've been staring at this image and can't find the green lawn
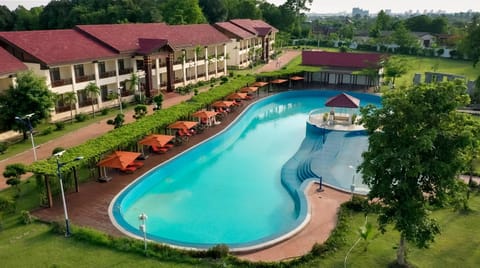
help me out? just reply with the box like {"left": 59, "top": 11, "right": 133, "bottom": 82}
{"left": 299, "top": 192, "right": 480, "bottom": 267}
{"left": 394, "top": 56, "right": 479, "bottom": 88}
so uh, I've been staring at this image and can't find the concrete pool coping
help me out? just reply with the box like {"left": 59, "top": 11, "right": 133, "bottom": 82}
{"left": 31, "top": 88, "right": 368, "bottom": 261}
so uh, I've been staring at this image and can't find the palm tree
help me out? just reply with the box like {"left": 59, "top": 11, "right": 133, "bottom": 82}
{"left": 84, "top": 82, "right": 100, "bottom": 118}
{"left": 128, "top": 73, "right": 141, "bottom": 103}
{"left": 63, "top": 91, "right": 77, "bottom": 123}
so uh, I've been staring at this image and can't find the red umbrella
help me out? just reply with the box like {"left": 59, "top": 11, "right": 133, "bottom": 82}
{"left": 138, "top": 134, "right": 175, "bottom": 147}
{"left": 97, "top": 151, "right": 141, "bottom": 169}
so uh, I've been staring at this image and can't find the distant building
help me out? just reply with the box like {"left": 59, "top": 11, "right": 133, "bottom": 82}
{"left": 301, "top": 51, "right": 385, "bottom": 88}
{"left": 352, "top": 7, "right": 369, "bottom": 17}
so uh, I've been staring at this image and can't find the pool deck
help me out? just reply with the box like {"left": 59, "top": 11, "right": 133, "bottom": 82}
{"left": 30, "top": 90, "right": 354, "bottom": 262}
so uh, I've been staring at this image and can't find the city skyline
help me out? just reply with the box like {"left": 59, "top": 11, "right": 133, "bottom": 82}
{"left": 3, "top": 0, "right": 479, "bottom": 14}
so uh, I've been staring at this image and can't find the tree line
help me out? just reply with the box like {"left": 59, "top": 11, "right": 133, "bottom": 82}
{"left": 0, "top": 0, "right": 311, "bottom": 37}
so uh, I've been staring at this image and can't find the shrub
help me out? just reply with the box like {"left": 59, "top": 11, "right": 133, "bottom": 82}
{"left": 41, "top": 127, "right": 53, "bottom": 136}
{"left": 0, "top": 196, "right": 16, "bottom": 214}
{"left": 194, "top": 88, "right": 199, "bottom": 96}
{"left": 21, "top": 210, "right": 33, "bottom": 224}
{"left": 345, "top": 195, "right": 369, "bottom": 212}
{"left": 133, "top": 105, "right": 148, "bottom": 119}
{"left": 101, "top": 108, "right": 109, "bottom": 116}
{"left": 54, "top": 122, "right": 65, "bottom": 131}
{"left": 220, "top": 76, "right": 228, "bottom": 83}
{"left": 75, "top": 113, "right": 87, "bottom": 122}
{"left": 52, "top": 147, "right": 65, "bottom": 155}
{"left": 206, "top": 244, "right": 229, "bottom": 259}
{"left": 229, "top": 72, "right": 234, "bottom": 77}
{"left": 0, "top": 142, "right": 8, "bottom": 154}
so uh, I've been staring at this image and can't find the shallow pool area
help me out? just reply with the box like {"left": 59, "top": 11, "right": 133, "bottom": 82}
{"left": 110, "top": 90, "right": 382, "bottom": 250}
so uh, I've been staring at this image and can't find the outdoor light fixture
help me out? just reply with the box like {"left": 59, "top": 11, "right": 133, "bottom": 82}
{"left": 54, "top": 150, "right": 84, "bottom": 237}
{"left": 139, "top": 212, "right": 148, "bottom": 254}
{"left": 15, "top": 113, "right": 37, "bottom": 161}
{"left": 348, "top": 165, "right": 356, "bottom": 198}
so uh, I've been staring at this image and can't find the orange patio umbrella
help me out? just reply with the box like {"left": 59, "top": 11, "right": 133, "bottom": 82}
{"left": 290, "top": 75, "right": 304, "bottom": 81}
{"left": 239, "top": 86, "right": 259, "bottom": 93}
{"left": 97, "top": 151, "right": 140, "bottom": 169}
{"left": 226, "top": 92, "right": 247, "bottom": 100}
{"left": 192, "top": 110, "right": 218, "bottom": 120}
{"left": 168, "top": 120, "right": 198, "bottom": 130}
{"left": 270, "top": 78, "right": 288, "bottom": 84}
{"left": 251, "top": 81, "right": 269, "bottom": 87}
{"left": 212, "top": 100, "right": 236, "bottom": 108}
{"left": 138, "top": 134, "right": 175, "bottom": 148}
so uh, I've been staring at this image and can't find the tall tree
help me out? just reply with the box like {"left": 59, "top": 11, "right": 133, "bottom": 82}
{"left": 391, "top": 22, "right": 418, "bottom": 48}
{"left": 459, "top": 14, "right": 480, "bottom": 67}
{"left": 83, "top": 82, "right": 100, "bottom": 118}
{"left": 62, "top": 91, "right": 77, "bottom": 124}
{"left": 0, "top": 71, "right": 54, "bottom": 138}
{"left": 161, "top": 0, "right": 207, "bottom": 25}
{"left": 375, "top": 10, "right": 392, "bottom": 31}
{"left": 39, "top": 0, "right": 74, "bottom": 29}
{"left": 199, "top": 0, "right": 227, "bottom": 23}
{"left": 384, "top": 56, "right": 410, "bottom": 87}
{"left": 359, "top": 80, "right": 474, "bottom": 266}
{"left": 0, "top": 5, "right": 14, "bottom": 30}
{"left": 12, "top": 6, "right": 42, "bottom": 30}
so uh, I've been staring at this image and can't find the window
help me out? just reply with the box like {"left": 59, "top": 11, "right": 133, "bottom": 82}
{"left": 50, "top": 67, "right": 60, "bottom": 81}
{"left": 136, "top": 60, "right": 144, "bottom": 71}
{"left": 74, "top": 64, "right": 85, "bottom": 78}
{"left": 118, "top": 59, "right": 125, "bottom": 71}
{"left": 98, "top": 62, "right": 106, "bottom": 74}
{"left": 101, "top": 85, "right": 109, "bottom": 101}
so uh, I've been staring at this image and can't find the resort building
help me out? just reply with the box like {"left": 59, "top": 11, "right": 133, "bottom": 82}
{"left": 214, "top": 19, "right": 278, "bottom": 69}
{"left": 0, "top": 47, "right": 28, "bottom": 93}
{"left": 0, "top": 20, "right": 276, "bottom": 122}
{"left": 301, "top": 50, "right": 385, "bottom": 89}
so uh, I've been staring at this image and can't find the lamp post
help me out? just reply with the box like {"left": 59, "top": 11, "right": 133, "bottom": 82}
{"left": 15, "top": 113, "right": 37, "bottom": 161}
{"left": 117, "top": 87, "right": 123, "bottom": 114}
{"left": 317, "top": 176, "right": 324, "bottom": 192}
{"left": 139, "top": 212, "right": 148, "bottom": 254}
{"left": 54, "top": 150, "right": 83, "bottom": 237}
{"left": 348, "top": 165, "right": 356, "bottom": 199}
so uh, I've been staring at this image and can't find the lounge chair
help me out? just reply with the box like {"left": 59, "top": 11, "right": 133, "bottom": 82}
{"left": 128, "top": 161, "right": 144, "bottom": 169}
{"left": 151, "top": 145, "right": 169, "bottom": 154}
{"left": 120, "top": 166, "right": 137, "bottom": 173}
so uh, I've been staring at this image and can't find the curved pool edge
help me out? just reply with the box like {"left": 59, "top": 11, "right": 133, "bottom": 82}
{"left": 108, "top": 90, "right": 380, "bottom": 252}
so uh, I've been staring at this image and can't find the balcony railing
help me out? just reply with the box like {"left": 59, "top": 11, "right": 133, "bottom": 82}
{"left": 51, "top": 78, "right": 73, "bottom": 87}
{"left": 99, "top": 70, "right": 116, "bottom": 78}
{"left": 174, "top": 78, "right": 183, "bottom": 83}
{"left": 55, "top": 105, "right": 72, "bottom": 113}
{"left": 75, "top": 74, "right": 95, "bottom": 83}
{"left": 119, "top": 68, "right": 133, "bottom": 75}
{"left": 208, "top": 71, "right": 216, "bottom": 75}
{"left": 78, "top": 99, "right": 94, "bottom": 108}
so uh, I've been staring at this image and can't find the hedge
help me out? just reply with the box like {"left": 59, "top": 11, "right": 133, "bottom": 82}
{"left": 29, "top": 75, "right": 255, "bottom": 176}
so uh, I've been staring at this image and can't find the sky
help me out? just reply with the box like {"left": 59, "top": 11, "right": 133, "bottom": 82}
{"left": 3, "top": 0, "right": 479, "bottom": 14}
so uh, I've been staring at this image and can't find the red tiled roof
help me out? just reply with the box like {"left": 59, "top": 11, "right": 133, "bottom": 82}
{"left": 302, "top": 51, "right": 384, "bottom": 69}
{"left": 0, "top": 47, "right": 27, "bottom": 76}
{"left": 0, "top": 29, "right": 118, "bottom": 66}
{"left": 137, "top": 38, "right": 171, "bottom": 55}
{"left": 76, "top": 23, "right": 230, "bottom": 53}
{"left": 214, "top": 22, "right": 255, "bottom": 39}
{"left": 325, "top": 93, "right": 360, "bottom": 108}
{"left": 230, "top": 19, "right": 278, "bottom": 36}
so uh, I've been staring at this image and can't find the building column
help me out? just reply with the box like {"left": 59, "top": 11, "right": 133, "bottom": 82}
{"left": 214, "top": 46, "right": 218, "bottom": 76}
{"left": 144, "top": 56, "right": 153, "bottom": 98}
{"left": 223, "top": 44, "right": 227, "bottom": 74}
{"left": 205, "top": 46, "right": 209, "bottom": 80}
{"left": 155, "top": 58, "right": 160, "bottom": 91}
{"left": 194, "top": 49, "right": 198, "bottom": 81}
{"left": 70, "top": 65, "right": 81, "bottom": 111}
{"left": 182, "top": 50, "right": 186, "bottom": 85}
{"left": 166, "top": 53, "right": 174, "bottom": 92}
{"left": 93, "top": 62, "right": 103, "bottom": 107}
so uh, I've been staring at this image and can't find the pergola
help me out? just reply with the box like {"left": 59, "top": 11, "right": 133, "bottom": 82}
{"left": 325, "top": 93, "right": 360, "bottom": 124}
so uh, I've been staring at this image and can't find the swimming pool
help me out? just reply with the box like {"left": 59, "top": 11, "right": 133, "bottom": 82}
{"left": 110, "top": 90, "right": 382, "bottom": 250}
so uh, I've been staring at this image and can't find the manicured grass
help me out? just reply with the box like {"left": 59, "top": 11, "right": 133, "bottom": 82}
{"left": 0, "top": 224, "right": 206, "bottom": 268}
{"left": 299, "top": 192, "right": 480, "bottom": 267}
{"left": 394, "top": 56, "right": 479, "bottom": 88}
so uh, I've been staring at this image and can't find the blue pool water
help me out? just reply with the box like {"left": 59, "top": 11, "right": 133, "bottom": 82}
{"left": 110, "top": 90, "right": 382, "bottom": 250}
